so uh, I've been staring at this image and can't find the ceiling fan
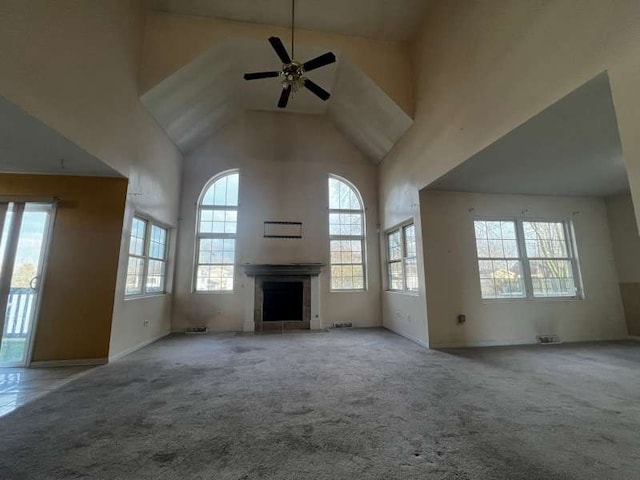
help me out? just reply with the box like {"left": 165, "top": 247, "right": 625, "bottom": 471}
{"left": 242, "top": 0, "right": 336, "bottom": 109}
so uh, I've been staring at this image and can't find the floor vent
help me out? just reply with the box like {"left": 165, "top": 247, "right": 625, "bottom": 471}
{"left": 185, "top": 327, "right": 208, "bottom": 334}
{"left": 333, "top": 322, "right": 353, "bottom": 328}
{"left": 536, "top": 335, "right": 561, "bottom": 344}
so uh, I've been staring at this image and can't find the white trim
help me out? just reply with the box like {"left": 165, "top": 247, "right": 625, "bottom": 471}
{"left": 30, "top": 358, "right": 108, "bottom": 368}
{"left": 194, "top": 170, "right": 240, "bottom": 293}
{"left": 431, "top": 335, "right": 632, "bottom": 349}
{"left": 108, "top": 331, "right": 169, "bottom": 363}
{"left": 25, "top": 201, "right": 57, "bottom": 367}
{"left": 328, "top": 174, "right": 367, "bottom": 292}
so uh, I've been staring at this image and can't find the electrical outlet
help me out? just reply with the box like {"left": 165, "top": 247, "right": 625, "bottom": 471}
{"left": 143, "top": 319, "right": 150, "bottom": 327}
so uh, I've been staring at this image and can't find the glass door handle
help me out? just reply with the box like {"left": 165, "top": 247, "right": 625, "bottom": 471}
{"left": 29, "top": 276, "right": 39, "bottom": 291}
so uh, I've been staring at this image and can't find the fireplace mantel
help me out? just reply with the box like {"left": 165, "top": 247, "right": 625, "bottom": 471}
{"left": 242, "top": 263, "right": 324, "bottom": 277}
{"left": 241, "top": 264, "right": 324, "bottom": 332}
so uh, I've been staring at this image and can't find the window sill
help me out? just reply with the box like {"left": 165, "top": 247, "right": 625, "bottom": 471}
{"left": 124, "top": 292, "right": 169, "bottom": 301}
{"left": 386, "top": 290, "right": 420, "bottom": 297}
{"left": 481, "top": 296, "right": 583, "bottom": 304}
{"left": 192, "top": 290, "right": 236, "bottom": 295}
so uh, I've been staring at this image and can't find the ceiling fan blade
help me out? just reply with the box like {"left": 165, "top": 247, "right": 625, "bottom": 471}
{"left": 268, "top": 36, "right": 291, "bottom": 64}
{"left": 304, "top": 79, "right": 331, "bottom": 101}
{"left": 302, "top": 52, "right": 336, "bottom": 72}
{"left": 277, "top": 86, "right": 292, "bottom": 109}
{"left": 244, "top": 71, "right": 280, "bottom": 80}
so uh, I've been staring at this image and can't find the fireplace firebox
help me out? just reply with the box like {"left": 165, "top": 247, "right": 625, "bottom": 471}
{"left": 241, "top": 264, "right": 324, "bottom": 332}
{"left": 263, "top": 281, "right": 303, "bottom": 322}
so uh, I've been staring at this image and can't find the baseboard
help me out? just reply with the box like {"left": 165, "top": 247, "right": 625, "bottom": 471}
{"left": 382, "top": 326, "right": 429, "bottom": 349}
{"left": 432, "top": 335, "right": 633, "bottom": 349}
{"left": 108, "top": 331, "right": 169, "bottom": 363}
{"left": 30, "top": 358, "right": 108, "bottom": 368}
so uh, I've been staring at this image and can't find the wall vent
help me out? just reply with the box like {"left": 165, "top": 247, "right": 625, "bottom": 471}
{"left": 333, "top": 322, "right": 353, "bottom": 328}
{"left": 185, "top": 327, "right": 208, "bottom": 334}
{"left": 536, "top": 335, "right": 561, "bottom": 344}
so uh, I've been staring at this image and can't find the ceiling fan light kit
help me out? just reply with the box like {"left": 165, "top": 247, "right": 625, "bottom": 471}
{"left": 243, "top": 1, "right": 336, "bottom": 109}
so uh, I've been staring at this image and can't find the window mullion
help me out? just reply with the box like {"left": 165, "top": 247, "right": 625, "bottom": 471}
{"left": 141, "top": 221, "right": 152, "bottom": 295}
{"left": 517, "top": 219, "right": 534, "bottom": 299}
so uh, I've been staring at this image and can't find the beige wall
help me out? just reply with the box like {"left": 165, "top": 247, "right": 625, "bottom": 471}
{"left": 0, "top": 1, "right": 184, "bottom": 360}
{"left": 0, "top": 174, "right": 128, "bottom": 361}
{"left": 606, "top": 194, "right": 640, "bottom": 335}
{"left": 173, "top": 111, "right": 381, "bottom": 332}
{"left": 141, "top": 11, "right": 414, "bottom": 116}
{"left": 421, "top": 191, "right": 628, "bottom": 347}
{"left": 380, "top": 0, "right": 640, "bottom": 345}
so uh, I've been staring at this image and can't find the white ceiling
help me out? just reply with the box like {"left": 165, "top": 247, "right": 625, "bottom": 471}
{"left": 0, "top": 94, "right": 121, "bottom": 177}
{"left": 427, "top": 72, "right": 629, "bottom": 197}
{"left": 141, "top": 38, "right": 412, "bottom": 162}
{"left": 151, "top": 0, "right": 432, "bottom": 41}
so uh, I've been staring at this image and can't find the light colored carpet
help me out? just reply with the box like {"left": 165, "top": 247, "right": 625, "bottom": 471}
{"left": 0, "top": 329, "right": 639, "bottom": 479}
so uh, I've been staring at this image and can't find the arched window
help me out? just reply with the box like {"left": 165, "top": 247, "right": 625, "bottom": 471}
{"left": 328, "top": 175, "right": 366, "bottom": 290}
{"left": 195, "top": 170, "right": 239, "bottom": 292}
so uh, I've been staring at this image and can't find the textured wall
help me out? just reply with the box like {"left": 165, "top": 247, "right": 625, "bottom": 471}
{"left": 0, "top": 1, "right": 184, "bottom": 360}
{"left": 421, "top": 191, "right": 627, "bottom": 347}
{"left": 606, "top": 194, "right": 640, "bottom": 335}
{"left": 172, "top": 111, "right": 381, "bottom": 332}
{"left": 380, "top": 0, "right": 640, "bottom": 346}
{"left": 0, "top": 174, "right": 127, "bottom": 361}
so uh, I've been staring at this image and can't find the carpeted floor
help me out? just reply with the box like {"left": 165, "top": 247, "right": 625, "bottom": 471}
{"left": 0, "top": 329, "right": 639, "bottom": 479}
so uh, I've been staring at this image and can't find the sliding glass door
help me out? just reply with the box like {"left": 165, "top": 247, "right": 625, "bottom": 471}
{"left": 0, "top": 201, "right": 55, "bottom": 367}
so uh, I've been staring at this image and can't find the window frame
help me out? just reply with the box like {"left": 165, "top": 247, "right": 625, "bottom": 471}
{"left": 328, "top": 174, "right": 367, "bottom": 292}
{"left": 125, "top": 214, "right": 170, "bottom": 298}
{"left": 193, "top": 169, "right": 240, "bottom": 294}
{"left": 473, "top": 217, "right": 583, "bottom": 302}
{"left": 385, "top": 219, "right": 419, "bottom": 294}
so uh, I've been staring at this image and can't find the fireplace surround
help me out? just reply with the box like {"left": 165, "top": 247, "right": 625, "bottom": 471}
{"left": 242, "top": 264, "right": 323, "bottom": 332}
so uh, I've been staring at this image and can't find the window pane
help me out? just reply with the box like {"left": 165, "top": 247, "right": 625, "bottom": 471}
{"left": 405, "top": 257, "right": 418, "bottom": 291}
{"left": 199, "top": 209, "right": 237, "bottom": 234}
{"left": 329, "top": 177, "right": 362, "bottom": 211}
{"left": 146, "top": 259, "right": 166, "bottom": 293}
{"left": 404, "top": 224, "right": 416, "bottom": 257}
{"left": 387, "top": 230, "right": 402, "bottom": 261}
{"left": 530, "top": 259, "right": 576, "bottom": 297}
{"left": 389, "top": 261, "right": 403, "bottom": 290}
{"left": 330, "top": 240, "right": 362, "bottom": 264}
{"left": 149, "top": 225, "right": 168, "bottom": 260}
{"left": 198, "top": 238, "right": 235, "bottom": 265}
{"left": 331, "top": 264, "right": 364, "bottom": 290}
{"left": 474, "top": 220, "right": 519, "bottom": 259}
{"left": 129, "top": 218, "right": 147, "bottom": 256}
{"left": 523, "top": 221, "right": 568, "bottom": 258}
{"left": 477, "top": 259, "right": 525, "bottom": 299}
{"left": 125, "top": 257, "right": 144, "bottom": 295}
{"left": 329, "top": 213, "right": 363, "bottom": 236}
{"left": 201, "top": 173, "right": 239, "bottom": 207}
{"left": 196, "top": 265, "right": 234, "bottom": 291}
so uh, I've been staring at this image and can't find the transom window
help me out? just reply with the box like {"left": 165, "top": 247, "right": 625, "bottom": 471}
{"left": 328, "top": 175, "right": 366, "bottom": 290}
{"left": 126, "top": 216, "right": 169, "bottom": 296}
{"left": 473, "top": 219, "right": 580, "bottom": 300}
{"left": 195, "top": 171, "right": 239, "bottom": 292}
{"left": 386, "top": 222, "right": 418, "bottom": 292}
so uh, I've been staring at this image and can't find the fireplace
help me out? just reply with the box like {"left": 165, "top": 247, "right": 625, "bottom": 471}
{"left": 242, "top": 264, "right": 324, "bottom": 332}
{"left": 263, "top": 281, "right": 304, "bottom": 322}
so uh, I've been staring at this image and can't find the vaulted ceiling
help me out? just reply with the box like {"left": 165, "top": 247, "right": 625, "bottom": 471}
{"left": 151, "top": 0, "right": 432, "bottom": 41}
{"left": 141, "top": 38, "right": 413, "bottom": 162}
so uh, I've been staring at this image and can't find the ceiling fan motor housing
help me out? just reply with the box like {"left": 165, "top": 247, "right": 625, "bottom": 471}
{"left": 281, "top": 61, "right": 305, "bottom": 91}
